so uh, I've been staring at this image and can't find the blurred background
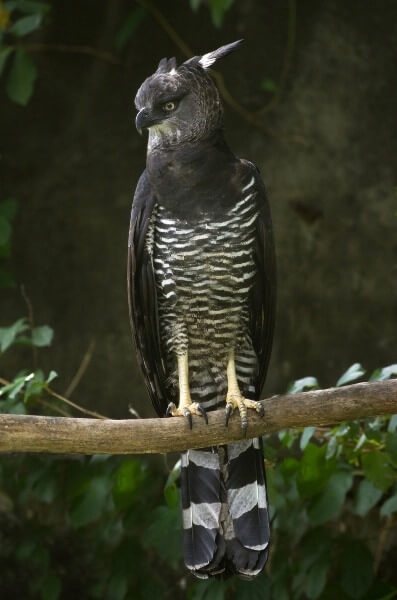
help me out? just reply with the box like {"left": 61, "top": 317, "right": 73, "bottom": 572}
{"left": 2, "top": 0, "right": 396, "bottom": 417}
{"left": 1, "top": 1, "right": 396, "bottom": 599}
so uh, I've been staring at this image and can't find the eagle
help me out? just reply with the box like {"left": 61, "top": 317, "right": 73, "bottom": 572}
{"left": 128, "top": 40, "right": 276, "bottom": 579}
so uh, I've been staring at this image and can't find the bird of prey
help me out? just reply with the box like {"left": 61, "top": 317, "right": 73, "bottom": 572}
{"left": 128, "top": 40, "right": 276, "bottom": 579}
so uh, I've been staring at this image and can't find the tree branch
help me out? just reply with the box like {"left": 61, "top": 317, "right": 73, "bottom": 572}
{"left": 0, "top": 380, "right": 396, "bottom": 455}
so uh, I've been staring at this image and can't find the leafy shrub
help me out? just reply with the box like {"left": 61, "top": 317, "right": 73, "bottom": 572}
{"left": 1, "top": 351, "right": 396, "bottom": 599}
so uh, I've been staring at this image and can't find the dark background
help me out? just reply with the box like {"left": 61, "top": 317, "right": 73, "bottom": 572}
{"left": 2, "top": 0, "right": 396, "bottom": 418}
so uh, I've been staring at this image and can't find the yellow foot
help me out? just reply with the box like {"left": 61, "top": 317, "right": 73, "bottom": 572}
{"left": 166, "top": 401, "right": 208, "bottom": 429}
{"left": 225, "top": 395, "right": 264, "bottom": 434}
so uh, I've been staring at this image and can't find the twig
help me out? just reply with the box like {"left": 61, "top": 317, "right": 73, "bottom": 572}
{"left": 64, "top": 338, "right": 96, "bottom": 398}
{"left": 0, "top": 380, "right": 396, "bottom": 455}
{"left": 35, "top": 397, "right": 71, "bottom": 418}
{"left": 13, "top": 43, "right": 121, "bottom": 64}
{"left": 0, "top": 376, "right": 107, "bottom": 420}
{"left": 44, "top": 387, "right": 107, "bottom": 420}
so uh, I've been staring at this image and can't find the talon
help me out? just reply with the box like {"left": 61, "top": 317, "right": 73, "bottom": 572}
{"left": 184, "top": 408, "right": 192, "bottom": 429}
{"left": 257, "top": 403, "right": 265, "bottom": 417}
{"left": 166, "top": 402, "right": 176, "bottom": 417}
{"left": 197, "top": 404, "right": 208, "bottom": 424}
{"left": 225, "top": 403, "right": 233, "bottom": 427}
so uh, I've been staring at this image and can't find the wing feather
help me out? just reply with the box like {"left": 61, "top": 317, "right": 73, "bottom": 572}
{"left": 242, "top": 160, "right": 276, "bottom": 398}
{"left": 127, "top": 170, "right": 174, "bottom": 416}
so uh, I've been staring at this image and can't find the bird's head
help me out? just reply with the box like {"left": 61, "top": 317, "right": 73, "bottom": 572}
{"left": 134, "top": 40, "right": 243, "bottom": 150}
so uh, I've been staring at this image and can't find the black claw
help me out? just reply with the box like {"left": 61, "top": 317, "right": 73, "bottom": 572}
{"left": 241, "top": 418, "right": 248, "bottom": 436}
{"left": 166, "top": 402, "right": 175, "bottom": 418}
{"left": 258, "top": 403, "right": 265, "bottom": 417}
{"left": 197, "top": 404, "right": 208, "bottom": 424}
{"left": 225, "top": 403, "right": 233, "bottom": 427}
{"left": 184, "top": 409, "right": 192, "bottom": 430}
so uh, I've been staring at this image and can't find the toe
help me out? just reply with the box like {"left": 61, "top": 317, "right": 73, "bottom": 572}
{"left": 225, "top": 403, "right": 234, "bottom": 427}
{"left": 166, "top": 402, "right": 176, "bottom": 417}
{"left": 183, "top": 407, "right": 193, "bottom": 429}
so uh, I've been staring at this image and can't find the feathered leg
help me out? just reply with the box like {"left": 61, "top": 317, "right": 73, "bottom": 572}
{"left": 225, "top": 350, "right": 264, "bottom": 433}
{"left": 166, "top": 352, "right": 207, "bottom": 427}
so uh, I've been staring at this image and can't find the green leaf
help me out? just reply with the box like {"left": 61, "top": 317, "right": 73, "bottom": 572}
{"left": 326, "top": 435, "right": 337, "bottom": 459}
{"left": 340, "top": 541, "right": 374, "bottom": 599}
{"left": 297, "top": 443, "right": 336, "bottom": 498}
{"left": 6, "top": 48, "right": 37, "bottom": 105}
{"left": 31, "top": 324, "right": 53, "bottom": 347}
{"left": 369, "top": 364, "right": 397, "bottom": 381}
{"left": 287, "top": 376, "right": 319, "bottom": 394}
{"left": 164, "top": 481, "right": 178, "bottom": 508}
{"left": 0, "top": 317, "right": 29, "bottom": 352}
{"left": 46, "top": 370, "right": 57, "bottom": 384}
{"left": 112, "top": 459, "right": 145, "bottom": 509}
{"left": 0, "top": 47, "right": 13, "bottom": 76}
{"left": 336, "top": 363, "right": 366, "bottom": 387}
{"left": 106, "top": 574, "right": 128, "bottom": 600}
{"left": 114, "top": 6, "right": 146, "bottom": 50}
{"left": 386, "top": 432, "right": 397, "bottom": 466}
{"left": 308, "top": 471, "right": 353, "bottom": 525}
{"left": 190, "top": 579, "right": 228, "bottom": 600}
{"left": 388, "top": 415, "right": 397, "bottom": 433}
{"left": 353, "top": 479, "right": 383, "bottom": 517}
{"left": 361, "top": 451, "right": 395, "bottom": 492}
{"left": 190, "top": 0, "right": 202, "bottom": 10}
{"left": 305, "top": 558, "right": 329, "bottom": 599}
{"left": 234, "top": 572, "right": 272, "bottom": 599}
{"left": 209, "top": 0, "right": 235, "bottom": 28}
{"left": 40, "top": 573, "right": 61, "bottom": 600}
{"left": 69, "top": 475, "right": 112, "bottom": 527}
{"left": 144, "top": 504, "right": 182, "bottom": 568}
{"left": 9, "top": 13, "right": 42, "bottom": 36}
{"left": 380, "top": 492, "right": 397, "bottom": 517}
{"left": 300, "top": 426, "right": 316, "bottom": 450}
{"left": 261, "top": 78, "right": 277, "bottom": 93}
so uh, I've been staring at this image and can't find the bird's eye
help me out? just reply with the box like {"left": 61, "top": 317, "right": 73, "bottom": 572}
{"left": 163, "top": 101, "right": 176, "bottom": 112}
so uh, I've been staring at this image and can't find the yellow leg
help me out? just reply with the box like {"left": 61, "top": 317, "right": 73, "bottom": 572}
{"left": 225, "top": 350, "right": 264, "bottom": 433}
{"left": 166, "top": 352, "right": 208, "bottom": 428}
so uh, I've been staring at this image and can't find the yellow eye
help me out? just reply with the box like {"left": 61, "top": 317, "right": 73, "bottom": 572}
{"left": 163, "top": 101, "right": 175, "bottom": 112}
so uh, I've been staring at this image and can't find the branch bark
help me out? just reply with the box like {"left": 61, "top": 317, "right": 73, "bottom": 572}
{"left": 0, "top": 380, "right": 396, "bottom": 455}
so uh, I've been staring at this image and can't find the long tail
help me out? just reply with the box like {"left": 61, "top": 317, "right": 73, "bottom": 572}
{"left": 180, "top": 439, "right": 269, "bottom": 579}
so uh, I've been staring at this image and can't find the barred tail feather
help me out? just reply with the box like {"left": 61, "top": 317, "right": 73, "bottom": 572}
{"left": 225, "top": 438, "right": 270, "bottom": 578}
{"left": 180, "top": 439, "right": 269, "bottom": 579}
{"left": 180, "top": 448, "right": 226, "bottom": 577}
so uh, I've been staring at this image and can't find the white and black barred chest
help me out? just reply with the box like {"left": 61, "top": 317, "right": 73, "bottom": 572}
{"left": 146, "top": 176, "right": 259, "bottom": 404}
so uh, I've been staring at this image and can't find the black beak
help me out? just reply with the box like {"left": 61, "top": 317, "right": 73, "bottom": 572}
{"left": 135, "top": 108, "right": 162, "bottom": 134}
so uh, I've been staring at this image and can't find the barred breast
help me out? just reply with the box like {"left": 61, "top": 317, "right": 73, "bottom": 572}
{"left": 149, "top": 175, "right": 259, "bottom": 409}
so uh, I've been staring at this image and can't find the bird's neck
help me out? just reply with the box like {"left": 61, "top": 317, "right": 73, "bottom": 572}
{"left": 145, "top": 130, "right": 239, "bottom": 220}
{"left": 146, "top": 129, "right": 234, "bottom": 177}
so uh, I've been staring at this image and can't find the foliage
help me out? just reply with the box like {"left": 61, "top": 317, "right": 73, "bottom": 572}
{"left": 1, "top": 349, "right": 397, "bottom": 598}
{"left": 0, "top": 0, "right": 51, "bottom": 104}
{"left": 190, "top": 0, "right": 236, "bottom": 28}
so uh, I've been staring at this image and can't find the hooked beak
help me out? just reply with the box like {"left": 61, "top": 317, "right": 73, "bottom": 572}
{"left": 135, "top": 108, "right": 162, "bottom": 134}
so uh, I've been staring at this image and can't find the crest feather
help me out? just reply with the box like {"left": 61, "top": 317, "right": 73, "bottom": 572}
{"left": 156, "top": 56, "right": 177, "bottom": 74}
{"left": 194, "top": 39, "right": 244, "bottom": 69}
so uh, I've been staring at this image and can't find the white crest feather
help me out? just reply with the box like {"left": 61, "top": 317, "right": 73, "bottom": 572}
{"left": 199, "top": 52, "right": 217, "bottom": 69}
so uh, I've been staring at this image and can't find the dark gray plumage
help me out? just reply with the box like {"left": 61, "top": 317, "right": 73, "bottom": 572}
{"left": 128, "top": 40, "right": 276, "bottom": 579}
